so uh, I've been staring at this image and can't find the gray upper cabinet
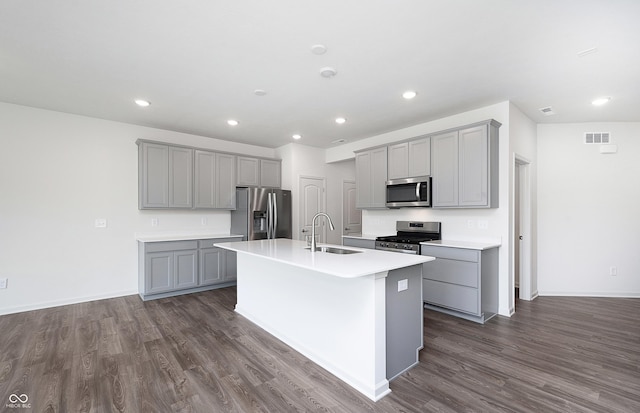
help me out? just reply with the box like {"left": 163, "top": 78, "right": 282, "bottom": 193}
{"left": 431, "top": 120, "right": 500, "bottom": 208}
{"left": 237, "top": 156, "right": 259, "bottom": 186}
{"left": 139, "top": 139, "right": 272, "bottom": 210}
{"left": 387, "top": 142, "right": 409, "bottom": 180}
{"left": 139, "top": 142, "right": 169, "bottom": 208}
{"left": 168, "top": 146, "right": 194, "bottom": 208}
{"left": 139, "top": 142, "right": 193, "bottom": 209}
{"left": 195, "top": 150, "right": 236, "bottom": 209}
{"left": 408, "top": 137, "right": 431, "bottom": 177}
{"left": 431, "top": 131, "right": 459, "bottom": 207}
{"left": 237, "top": 156, "right": 281, "bottom": 188}
{"left": 355, "top": 146, "right": 387, "bottom": 209}
{"left": 387, "top": 137, "right": 430, "bottom": 180}
{"left": 260, "top": 159, "right": 281, "bottom": 188}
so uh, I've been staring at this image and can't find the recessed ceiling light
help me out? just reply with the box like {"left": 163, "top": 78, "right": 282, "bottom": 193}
{"left": 592, "top": 97, "right": 611, "bottom": 106}
{"left": 292, "top": 134, "right": 302, "bottom": 140}
{"left": 135, "top": 99, "right": 150, "bottom": 107}
{"left": 311, "top": 44, "right": 327, "bottom": 55}
{"left": 331, "top": 139, "right": 346, "bottom": 144}
{"left": 227, "top": 119, "right": 239, "bottom": 126}
{"left": 254, "top": 89, "right": 267, "bottom": 96}
{"left": 402, "top": 91, "right": 417, "bottom": 100}
{"left": 319, "top": 67, "right": 337, "bottom": 78}
{"left": 335, "top": 117, "right": 346, "bottom": 124}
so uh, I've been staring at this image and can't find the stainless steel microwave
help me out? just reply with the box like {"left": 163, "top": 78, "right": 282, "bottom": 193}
{"left": 386, "top": 176, "right": 431, "bottom": 208}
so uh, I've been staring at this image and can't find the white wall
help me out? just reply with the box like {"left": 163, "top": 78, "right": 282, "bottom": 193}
{"left": 537, "top": 123, "right": 640, "bottom": 297}
{"left": 275, "top": 143, "right": 356, "bottom": 245}
{"left": 0, "top": 102, "right": 276, "bottom": 315}
{"left": 508, "top": 103, "right": 539, "bottom": 304}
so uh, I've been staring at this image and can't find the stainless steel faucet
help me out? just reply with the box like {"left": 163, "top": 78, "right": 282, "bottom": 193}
{"left": 310, "top": 212, "right": 335, "bottom": 251}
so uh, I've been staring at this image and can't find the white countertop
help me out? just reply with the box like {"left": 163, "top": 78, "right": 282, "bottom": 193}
{"left": 215, "top": 238, "right": 434, "bottom": 278}
{"left": 136, "top": 232, "right": 244, "bottom": 242}
{"left": 422, "top": 239, "right": 501, "bottom": 250}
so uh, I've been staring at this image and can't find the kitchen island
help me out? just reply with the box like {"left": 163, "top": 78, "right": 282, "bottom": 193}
{"left": 214, "top": 238, "right": 434, "bottom": 401}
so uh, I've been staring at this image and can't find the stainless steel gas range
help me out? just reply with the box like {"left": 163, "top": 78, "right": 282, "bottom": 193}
{"left": 375, "top": 221, "right": 441, "bottom": 254}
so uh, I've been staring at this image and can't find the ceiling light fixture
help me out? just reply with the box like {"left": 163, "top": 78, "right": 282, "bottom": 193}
{"left": 254, "top": 89, "right": 267, "bottom": 96}
{"left": 592, "top": 97, "right": 611, "bottom": 106}
{"left": 311, "top": 44, "right": 327, "bottom": 55}
{"left": 227, "top": 119, "right": 239, "bottom": 126}
{"left": 402, "top": 91, "right": 417, "bottom": 100}
{"left": 319, "top": 67, "right": 337, "bottom": 78}
{"left": 135, "top": 99, "right": 150, "bottom": 107}
{"left": 335, "top": 117, "right": 346, "bottom": 124}
{"left": 292, "top": 134, "right": 302, "bottom": 140}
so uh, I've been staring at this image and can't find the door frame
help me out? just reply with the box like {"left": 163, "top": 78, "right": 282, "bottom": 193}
{"left": 512, "top": 154, "right": 535, "bottom": 309}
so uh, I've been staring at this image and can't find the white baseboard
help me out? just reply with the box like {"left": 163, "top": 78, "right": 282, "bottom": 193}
{"left": 0, "top": 289, "right": 139, "bottom": 316}
{"left": 537, "top": 291, "right": 640, "bottom": 298}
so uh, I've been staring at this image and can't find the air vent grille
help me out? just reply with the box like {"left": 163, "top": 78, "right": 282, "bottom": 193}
{"left": 585, "top": 132, "right": 611, "bottom": 144}
{"left": 539, "top": 106, "right": 555, "bottom": 116}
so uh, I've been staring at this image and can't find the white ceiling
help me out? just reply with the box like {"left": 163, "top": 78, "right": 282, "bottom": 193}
{"left": 1, "top": 1, "right": 639, "bottom": 148}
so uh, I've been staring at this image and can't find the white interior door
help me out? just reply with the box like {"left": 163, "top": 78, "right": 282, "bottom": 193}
{"left": 299, "top": 176, "right": 326, "bottom": 243}
{"left": 342, "top": 180, "right": 362, "bottom": 236}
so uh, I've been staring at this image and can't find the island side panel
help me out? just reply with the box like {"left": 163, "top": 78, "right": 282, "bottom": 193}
{"left": 385, "top": 264, "right": 423, "bottom": 380}
{"left": 234, "top": 252, "right": 391, "bottom": 401}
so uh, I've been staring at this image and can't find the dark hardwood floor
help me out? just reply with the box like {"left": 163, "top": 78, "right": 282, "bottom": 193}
{"left": 1, "top": 288, "right": 639, "bottom": 412}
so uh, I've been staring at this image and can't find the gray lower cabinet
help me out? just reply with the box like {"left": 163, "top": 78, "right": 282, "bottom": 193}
{"left": 139, "top": 237, "right": 240, "bottom": 300}
{"left": 199, "top": 241, "right": 238, "bottom": 285}
{"left": 421, "top": 245, "right": 498, "bottom": 324}
{"left": 342, "top": 237, "right": 376, "bottom": 249}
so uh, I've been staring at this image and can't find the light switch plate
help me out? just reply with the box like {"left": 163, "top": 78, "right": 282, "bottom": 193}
{"left": 398, "top": 279, "right": 408, "bottom": 292}
{"left": 0, "top": 278, "right": 7, "bottom": 289}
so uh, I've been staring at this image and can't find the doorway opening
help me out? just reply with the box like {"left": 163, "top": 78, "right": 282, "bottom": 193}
{"left": 513, "top": 155, "right": 534, "bottom": 309}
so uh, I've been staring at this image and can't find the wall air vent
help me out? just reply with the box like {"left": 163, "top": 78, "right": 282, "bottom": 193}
{"left": 539, "top": 106, "right": 555, "bottom": 116}
{"left": 584, "top": 132, "right": 611, "bottom": 144}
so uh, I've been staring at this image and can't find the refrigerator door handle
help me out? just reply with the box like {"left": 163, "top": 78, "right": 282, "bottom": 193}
{"left": 273, "top": 192, "right": 278, "bottom": 239}
{"left": 266, "top": 192, "right": 272, "bottom": 239}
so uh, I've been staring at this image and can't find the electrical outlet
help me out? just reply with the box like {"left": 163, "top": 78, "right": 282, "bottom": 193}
{"left": 478, "top": 220, "right": 489, "bottom": 230}
{"left": 610, "top": 266, "right": 617, "bottom": 276}
{"left": 0, "top": 278, "right": 7, "bottom": 289}
{"left": 201, "top": 217, "right": 208, "bottom": 226}
{"left": 398, "top": 279, "right": 408, "bottom": 292}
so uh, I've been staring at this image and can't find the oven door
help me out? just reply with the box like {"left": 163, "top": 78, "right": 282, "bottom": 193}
{"left": 385, "top": 176, "right": 431, "bottom": 208}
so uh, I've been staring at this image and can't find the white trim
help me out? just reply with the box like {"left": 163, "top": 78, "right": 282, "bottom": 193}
{"left": 0, "top": 289, "right": 138, "bottom": 316}
{"left": 538, "top": 291, "right": 640, "bottom": 298}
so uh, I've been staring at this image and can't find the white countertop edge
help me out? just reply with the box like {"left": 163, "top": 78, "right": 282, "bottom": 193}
{"left": 215, "top": 239, "right": 433, "bottom": 278}
{"left": 421, "top": 240, "right": 501, "bottom": 250}
{"left": 136, "top": 232, "right": 244, "bottom": 242}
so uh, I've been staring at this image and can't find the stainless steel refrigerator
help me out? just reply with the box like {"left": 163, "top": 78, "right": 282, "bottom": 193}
{"left": 231, "top": 187, "right": 292, "bottom": 240}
